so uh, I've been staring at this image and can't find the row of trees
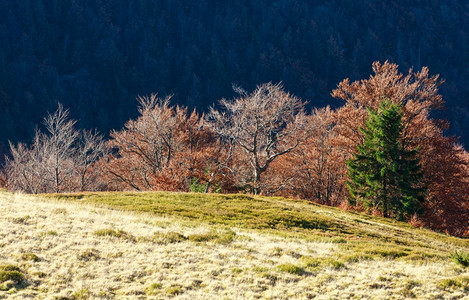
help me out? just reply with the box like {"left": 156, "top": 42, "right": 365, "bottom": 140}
{"left": 2, "top": 62, "right": 469, "bottom": 236}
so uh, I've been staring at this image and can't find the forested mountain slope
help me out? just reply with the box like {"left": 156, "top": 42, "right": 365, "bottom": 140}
{"left": 1, "top": 0, "right": 469, "bottom": 157}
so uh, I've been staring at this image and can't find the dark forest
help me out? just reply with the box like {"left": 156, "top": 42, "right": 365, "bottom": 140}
{"left": 1, "top": 0, "right": 469, "bottom": 156}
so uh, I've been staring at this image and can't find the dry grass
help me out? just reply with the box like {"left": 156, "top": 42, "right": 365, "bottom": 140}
{"left": 0, "top": 191, "right": 468, "bottom": 299}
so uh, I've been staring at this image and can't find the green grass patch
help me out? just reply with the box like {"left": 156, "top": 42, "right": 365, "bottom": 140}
{"left": 437, "top": 276, "right": 469, "bottom": 290}
{"left": 146, "top": 283, "right": 163, "bottom": 296}
{"left": 149, "top": 231, "right": 187, "bottom": 244}
{"left": 39, "top": 191, "right": 469, "bottom": 263}
{"left": 323, "top": 258, "right": 346, "bottom": 270}
{"left": 94, "top": 229, "right": 135, "bottom": 242}
{"left": 450, "top": 251, "right": 469, "bottom": 267}
{"left": 252, "top": 266, "right": 269, "bottom": 274}
{"left": 46, "top": 192, "right": 351, "bottom": 234}
{"left": 215, "top": 230, "right": 237, "bottom": 244}
{"left": 232, "top": 268, "right": 243, "bottom": 274}
{"left": 187, "top": 230, "right": 236, "bottom": 244}
{"left": 331, "top": 237, "right": 347, "bottom": 243}
{"left": 166, "top": 284, "right": 183, "bottom": 296}
{"left": 365, "top": 248, "right": 410, "bottom": 259}
{"left": 276, "top": 263, "right": 304, "bottom": 275}
{"left": 0, "top": 265, "right": 26, "bottom": 291}
{"left": 21, "top": 253, "right": 40, "bottom": 262}
{"left": 300, "top": 256, "right": 345, "bottom": 270}
{"left": 187, "top": 232, "right": 218, "bottom": 242}
{"left": 301, "top": 257, "right": 322, "bottom": 268}
{"left": 73, "top": 288, "right": 91, "bottom": 299}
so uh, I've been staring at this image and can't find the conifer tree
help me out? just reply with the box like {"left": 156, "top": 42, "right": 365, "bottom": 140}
{"left": 347, "top": 99, "right": 426, "bottom": 219}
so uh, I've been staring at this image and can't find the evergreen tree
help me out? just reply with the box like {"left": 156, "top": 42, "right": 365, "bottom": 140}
{"left": 346, "top": 99, "right": 426, "bottom": 219}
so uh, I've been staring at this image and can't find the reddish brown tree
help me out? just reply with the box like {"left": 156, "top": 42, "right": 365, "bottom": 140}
{"left": 0, "top": 170, "right": 5, "bottom": 188}
{"left": 105, "top": 94, "right": 233, "bottom": 192}
{"left": 332, "top": 61, "right": 469, "bottom": 235}
{"left": 269, "top": 107, "right": 348, "bottom": 205}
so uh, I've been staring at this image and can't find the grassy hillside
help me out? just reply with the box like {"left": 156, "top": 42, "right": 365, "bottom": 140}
{"left": 0, "top": 190, "right": 468, "bottom": 299}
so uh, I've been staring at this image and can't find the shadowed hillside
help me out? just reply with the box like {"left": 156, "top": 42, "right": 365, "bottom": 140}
{"left": 1, "top": 0, "right": 469, "bottom": 157}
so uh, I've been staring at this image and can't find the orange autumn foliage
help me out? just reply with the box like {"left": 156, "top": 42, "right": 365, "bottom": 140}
{"left": 269, "top": 107, "right": 348, "bottom": 205}
{"left": 104, "top": 94, "right": 233, "bottom": 192}
{"left": 0, "top": 172, "right": 5, "bottom": 188}
{"left": 331, "top": 61, "right": 469, "bottom": 236}
{"left": 97, "top": 64, "right": 468, "bottom": 236}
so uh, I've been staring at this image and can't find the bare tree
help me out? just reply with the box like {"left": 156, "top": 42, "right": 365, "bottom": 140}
{"left": 207, "top": 82, "right": 307, "bottom": 194}
{"left": 5, "top": 131, "right": 51, "bottom": 193}
{"left": 5, "top": 104, "right": 107, "bottom": 193}
{"left": 106, "top": 95, "right": 182, "bottom": 190}
{"left": 75, "top": 129, "right": 108, "bottom": 191}
{"left": 43, "top": 104, "right": 79, "bottom": 193}
{"left": 5, "top": 141, "right": 40, "bottom": 193}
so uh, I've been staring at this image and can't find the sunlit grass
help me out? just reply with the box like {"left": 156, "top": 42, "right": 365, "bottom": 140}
{"left": 0, "top": 190, "right": 468, "bottom": 298}
{"left": 42, "top": 191, "right": 469, "bottom": 258}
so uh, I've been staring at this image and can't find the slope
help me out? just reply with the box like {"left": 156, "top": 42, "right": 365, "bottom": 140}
{"left": 0, "top": 190, "right": 468, "bottom": 299}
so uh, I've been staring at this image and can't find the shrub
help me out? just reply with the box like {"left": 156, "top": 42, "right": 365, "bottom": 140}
{"left": 366, "top": 248, "right": 409, "bottom": 259}
{"left": 52, "top": 208, "right": 67, "bottom": 214}
{"left": 190, "top": 178, "right": 207, "bottom": 193}
{"left": 0, "top": 265, "right": 21, "bottom": 273}
{"left": 0, "top": 270, "right": 24, "bottom": 284}
{"left": 0, "top": 265, "right": 25, "bottom": 290}
{"left": 399, "top": 280, "right": 421, "bottom": 298}
{"left": 21, "top": 253, "right": 40, "bottom": 262}
{"left": 270, "top": 247, "right": 283, "bottom": 257}
{"left": 187, "top": 230, "right": 236, "bottom": 244}
{"left": 10, "top": 215, "right": 31, "bottom": 224}
{"left": 450, "top": 251, "right": 469, "bottom": 267}
{"left": 341, "top": 253, "right": 374, "bottom": 263}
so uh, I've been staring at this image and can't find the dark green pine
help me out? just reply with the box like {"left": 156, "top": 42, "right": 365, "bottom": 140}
{"left": 346, "top": 99, "right": 426, "bottom": 220}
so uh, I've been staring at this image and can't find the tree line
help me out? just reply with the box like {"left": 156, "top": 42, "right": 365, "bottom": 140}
{"left": 2, "top": 62, "right": 469, "bottom": 236}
